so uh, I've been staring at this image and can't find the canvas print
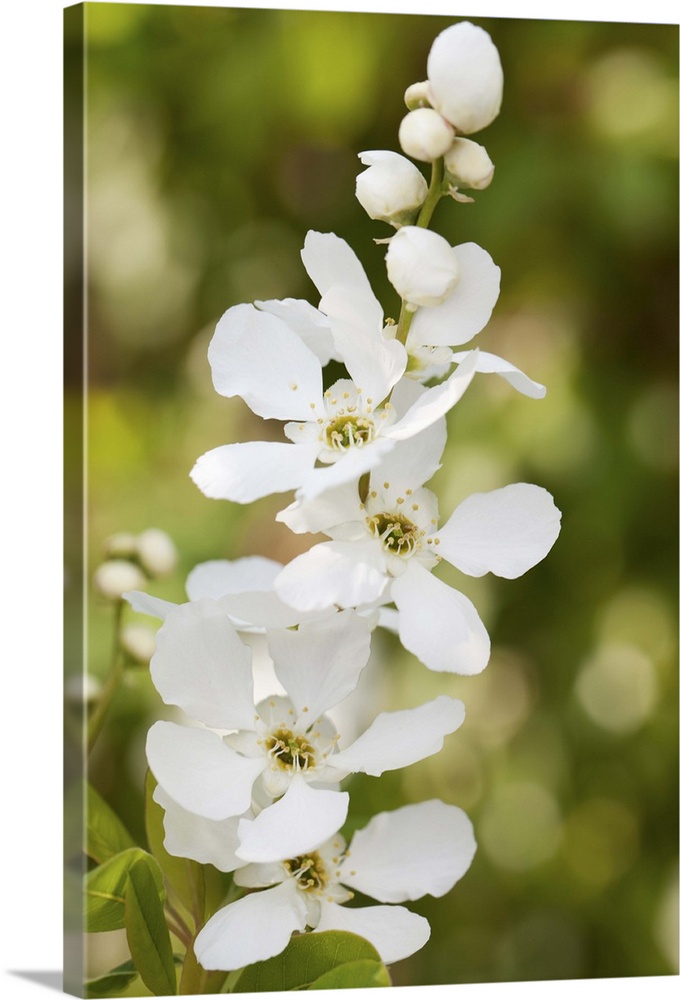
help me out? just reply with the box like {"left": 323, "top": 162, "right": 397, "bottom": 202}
{"left": 63, "top": 3, "right": 679, "bottom": 996}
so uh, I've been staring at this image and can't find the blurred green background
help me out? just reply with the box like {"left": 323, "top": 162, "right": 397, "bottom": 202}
{"left": 65, "top": 2, "right": 678, "bottom": 990}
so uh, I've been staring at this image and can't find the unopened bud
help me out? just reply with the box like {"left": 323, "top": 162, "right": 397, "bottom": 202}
{"left": 120, "top": 623, "right": 156, "bottom": 665}
{"left": 427, "top": 21, "right": 503, "bottom": 134}
{"left": 103, "top": 532, "right": 138, "bottom": 559}
{"left": 444, "top": 137, "right": 495, "bottom": 190}
{"left": 136, "top": 529, "right": 178, "bottom": 578}
{"left": 65, "top": 673, "right": 102, "bottom": 705}
{"left": 94, "top": 560, "right": 147, "bottom": 601}
{"left": 355, "top": 150, "right": 428, "bottom": 227}
{"left": 385, "top": 227, "right": 459, "bottom": 308}
{"left": 398, "top": 108, "right": 454, "bottom": 163}
{"left": 404, "top": 81, "right": 431, "bottom": 110}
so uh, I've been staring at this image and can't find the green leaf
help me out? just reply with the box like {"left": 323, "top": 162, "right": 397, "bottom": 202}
{"left": 232, "top": 930, "right": 383, "bottom": 993}
{"left": 86, "top": 784, "right": 137, "bottom": 864}
{"left": 310, "top": 959, "right": 391, "bottom": 989}
{"left": 125, "top": 857, "right": 178, "bottom": 996}
{"left": 84, "top": 959, "right": 139, "bottom": 998}
{"left": 85, "top": 847, "right": 165, "bottom": 932}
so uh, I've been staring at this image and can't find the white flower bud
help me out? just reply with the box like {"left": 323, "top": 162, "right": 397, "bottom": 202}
{"left": 120, "top": 623, "right": 156, "bottom": 665}
{"left": 136, "top": 528, "right": 178, "bottom": 578}
{"left": 427, "top": 21, "right": 503, "bottom": 134}
{"left": 355, "top": 150, "right": 428, "bottom": 227}
{"left": 385, "top": 227, "right": 459, "bottom": 308}
{"left": 103, "top": 532, "right": 138, "bottom": 558}
{"left": 94, "top": 560, "right": 147, "bottom": 601}
{"left": 444, "top": 137, "right": 495, "bottom": 190}
{"left": 65, "top": 673, "right": 102, "bottom": 705}
{"left": 404, "top": 81, "right": 431, "bottom": 110}
{"left": 398, "top": 108, "right": 455, "bottom": 162}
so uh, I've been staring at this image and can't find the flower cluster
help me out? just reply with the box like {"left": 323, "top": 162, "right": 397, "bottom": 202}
{"left": 129, "top": 19, "right": 562, "bottom": 977}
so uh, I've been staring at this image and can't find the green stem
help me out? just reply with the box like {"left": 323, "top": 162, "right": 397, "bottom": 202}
{"left": 87, "top": 600, "right": 125, "bottom": 753}
{"left": 416, "top": 156, "right": 445, "bottom": 229}
{"left": 394, "top": 157, "right": 445, "bottom": 348}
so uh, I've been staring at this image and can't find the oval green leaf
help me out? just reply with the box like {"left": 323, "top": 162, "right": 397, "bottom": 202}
{"left": 125, "top": 856, "right": 177, "bottom": 996}
{"left": 310, "top": 958, "right": 391, "bottom": 989}
{"left": 84, "top": 959, "right": 139, "bottom": 998}
{"left": 85, "top": 847, "right": 164, "bottom": 932}
{"left": 232, "top": 930, "right": 383, "bottom": 993}
{"left": 86, "top": 784, "right": 137, "bottom": 864}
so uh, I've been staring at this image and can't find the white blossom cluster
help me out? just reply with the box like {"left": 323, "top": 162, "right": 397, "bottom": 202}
{"left": 127, "top": 20, "right": 561, "bottom": 975}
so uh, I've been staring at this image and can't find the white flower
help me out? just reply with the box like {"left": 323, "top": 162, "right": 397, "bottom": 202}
{"left": 398, "top": 108, "right": 455, "bottom": 162}
{"left": 401, "top": 244, "right": 546, "bottom": 398}
{"left": 94, "top": 559, "right": 147, "bottom": 601}
{"left": 275, "top": 429, "right": 561, "bottom": 675}
{"left": 355, "top": 150, "right": 428, "bottom": 226}
{"left": 194, "top": 799, "right": 477, "bottom": 970}
{"left": 145, "top": 602, "right": 465, "bottom": 859}
{"left": 444, "top": 137, "right": 495, "bottom": 192}
{"left": 427, "top": 21, "right": 503, "bottom": 134}
{"left": 386, "top": 227, "right": 460, "bottom": 308}
{"left": 190, "top": 231, "right": 479, "bottom": 505}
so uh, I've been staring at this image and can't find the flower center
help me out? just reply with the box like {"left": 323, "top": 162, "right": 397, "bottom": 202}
{"left": 324, "top": 414, "right": 375, "bottom": 451}
{"left": 369, "top": 511, "right": 423, "bottom": 556}
{"left": 265, "top": 727, "right": 316, "bottom": 771}
{"left": 284, "top": 851, "right": 329, "bottom": 892}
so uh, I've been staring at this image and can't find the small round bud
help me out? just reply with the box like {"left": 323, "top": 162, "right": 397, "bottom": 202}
{"left": 94, "top": 560, "right": 147, "bottom": 601}
{"left": 444, "top": 137, "right": 495, "bottom": 190}
{"left": 385, "top": 227, "right": 459, "bottom": 308}
{"left": 404, "top": 81, "right": 431, "bottom": 110}
{"left": 398, "top": 108, "right": 454, "bottom": 163}
{"left": 103, "top": 532, "right": 138, "bottom": 559}
{"left": 427, "top": 21, "right": 503, "bottom": 134}
{"left": 136, "top": 529, "right": 178, "bottom": 578}
{"left": 120, "top": 623, "right": 156, "bottom": 665}
{"left": 355, "top": 150, "right": 428, "bottom": 227}
{"left": 65, "top": 673, "right": 102, "bottom": 705}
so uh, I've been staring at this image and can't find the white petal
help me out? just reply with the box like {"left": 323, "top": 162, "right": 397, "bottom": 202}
{"left": 191, "top": 441, "right": 319, "bottom": 503}
{"left": 438, "top": 483, "right": 562, "bottom": 579}
{"left": 277, "top": 482, "right": 363, "bottom": 536}
{"left": 298, "top": 437, "right": 396, "bottom": 503}
{"left": 328, "top": 696, "right": 465, "bottom": 778}
{"left": 124, "top": 590, "right": 177, "bottom": 621}
{"left": 319, "top": 285, "right": 406, "bottom": 403}
{"left": 370, "top": 415, "right": 446, "bottom": 495}
{"left": 153, "top": 785, "right": 245, "bottom": 873}
{"left": 301, "top": 230, "right": 376, "bottom": 302}
{"left": 386, "top": 349, "right": 477, "bottom": 441}
{"left": 339, "top": 800, "right": 476, "bottom": 903}
{"left": 146, "top": 722, "right": 264, "bottom": 820}
{"left": 268, "top": 610, "right": 373, "bottom": 721}
{"left": 150, "top": 599, "right": 256, "bottom": 730}
{"left": 185, "top": 556, "right": 282, "bottom": 600}
{"left": 314, "top": 902, "right": 430, "bottom": 965}
{"left": 276, "top": 541, "right": 389, "bottom": 611}
{"left": 256, "top": 297, "right": 338, "bottom": 365}
{"left": 236, "top": 775, "right": 349, "bottom": 862}
{"left": 407, "top": 243, "right": 500, "bottom": 349}
{"left": 208, "top": 303, "right": 323, "bottom": 419}
{"left": 377, "top": 606, "right": 399, "bottom": 633}
{"left": 215, "top": 591, "right": 312, "bottom": 630}
{"left": 450, "top": 349, "right": 546, "bottom": 398}
{"left": 234, "top": 861, "right": 286, "bottom": 889}
{"left": 194, "top": 880, "right": 307, "bottom": 971}
{"left": 391, "top": 561, "right": 490, "bottom": 674}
